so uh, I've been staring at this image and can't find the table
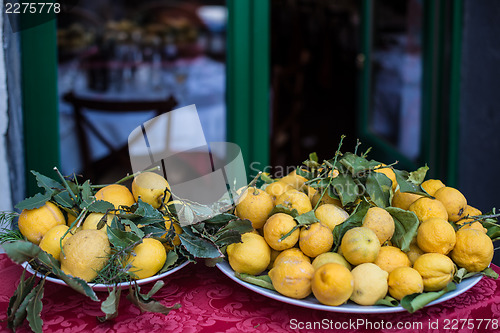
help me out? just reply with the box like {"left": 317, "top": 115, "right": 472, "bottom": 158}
{"left": 0, "top": 253, "right": 499, "bottom": 333}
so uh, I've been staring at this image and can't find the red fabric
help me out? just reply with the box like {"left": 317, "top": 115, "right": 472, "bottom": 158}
{"left": 0, "top": 253, "right": 499, "bottom": 333}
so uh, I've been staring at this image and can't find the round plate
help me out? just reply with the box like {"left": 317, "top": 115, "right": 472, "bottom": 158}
{"left": 216, "top": 261, "right": 482, "bottom": 313}
{"left": 22, "top": 260, "right": 189, "bottom": 292}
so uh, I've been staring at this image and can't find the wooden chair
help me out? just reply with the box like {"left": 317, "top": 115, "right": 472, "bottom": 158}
{"left": 62, "top": 91, "right": 177, "bottom": 180}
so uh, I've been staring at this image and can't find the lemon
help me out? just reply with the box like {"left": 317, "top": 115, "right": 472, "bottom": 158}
{"left": 126, "top": 238, "right": 167, "bottom": 279}
{"left": 279, "top": 170, "right": 308, "bottom": 190}
{"left": 409, "top": 197, "right": 448, "bottom": 222}
{"left": 413, "top": 253, "right": 455, "bottom": 291}
{"left": 373, "top": 245, "right": 411, "bottom": 274}
{"left": 269, "top": 259, "right": 315, "bottom": 299}
{"left": 265, "top": 181, "right": 294, "bottom": 203}
{"left": 66, "top": 213, "right": 77, "bottom": 226}
{"left": 340, "top": 227, "right": 381, "bottom": 266}
{"left": 275, "top": 190, "right": 313, "bottom": 215}
{"left": 350, "top": 263, "right": 389, "bottom": 306}
{"left": 235, "top": 187, "right": 274, "bottom": 229}
{"left": 18, "top": 201, "right": 66, "bottom": 245}
{"left": 95, "top": 184, "right": 136, "bottom": 209}
{"left": 311, "top": 190, "right": 342, "bottom": 208}
{"left": 263, "top": 213, "right": 300, "bottom": 251}
{"left": 391, "top": 190, "right": 422, "bottom": 211}
{"left": 434, "top": 186, "right": 467, "bottom": 222}
{"left": 406, "top": 239, "right": 425, "bottom": 265}
{"left": 311, "top": 263, "right": 354, "bottom": 306}
{"left": 131, "top": 172, "right": 171, "bottom": 209}
{"left": 416, "top": 217, "right": 456, "bottom": 255}
{"left": 311, "top": 252, "right": 351, "bottom": 271}
{"left": 374, "top": 164, "right": 397, "bottom": 191}
{"left": 273, "top": 248, "right": 310, "bottom": 267}
{"left": 82, "top": 213, "right": 114, "bottom": 234}
{"left": 60, "top": 229, "right": 111, "bottom": 282}
{"left": 268, "top": 248, "right": 282, "bottom": 269}
{"left": 39, "top": 225, "right": 72, "bottom": 260}
{"left": 162, "top": 216, "right": 183, "bottom": 251}
{"left": 315, "top": 204, "right": 349, "bottom": 231}
{"left": 421, "top": 179, "right": 445, "bottom": 196}
{"left": 299, "top": 223, "right": 334, "bottom": 258}
{"left": 388, "top": 267, "right": 424, "bottom": 300}
{"left": 451, "top": 229, "right": 494, "bottom": 272}
{"left": 456, "top": 205, "right": 486, "bottom": 233}
{"left": 362, "top": 207, "right": 395, "bottom": 245}
{"left": 226, "top": 233, "right": 271, "bottom": 275}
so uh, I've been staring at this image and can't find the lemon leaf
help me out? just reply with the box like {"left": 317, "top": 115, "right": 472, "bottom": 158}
{"left": 26, "top": 281, "right": 44, "bottom": 333}
{"left": 179, "top": 228, "right": 221, "bottom": 259}
{"left": 401, "top": 282, "right": 456, "bottom": 313}
{"left": 216, "top": 218, "right": 253, "bottom": 235}
{"left": 330, "top": 173, "right": 359, "bottom": 207}
{"left": 386, "top": 207, "right": 419, "bottom": 252}
{"left": 2, "top": 240, "right": 42, "bottom": 263}
{"left": 7, "top": 269, "right": 36, "bottom": 329}
{"left": 86, "top": 200, "right": 114, "bottom": 213}
{"left": 294, "top": 210, "right": 319, "bottom": 226}
{"left": 235, "top": 272, "right": 275, "bottom": 291}
{"left": 375, "top": 295, "right": 399, "bottom": 307}
{"left": 127, "top": 283, "right": 181, "bottom": 315}
{"left": 365, "top": 172, "right": 392, "bottom": 208}
{"left": 53, "top": 191, "right": 74, "bottom": 209}
{"left": 269, "top": 204, "right": 299, "bottom": 218}
{"left": 393, "top": 169, "right": 428, "bottom": 196}
{"left": 408, "top": 165, "right": 429, "bottom": 185}
{"left": 332, "top": 200, "right": 370, "bottom": 251}
{"left": 158, "top": 251, "right": 179, "bottom": 274}
{"left": 339, "top": 152, "right": 380, "bottom": 177}
{"left": 97, "top": 287, "right": 121, "bottom": 322}
{"left": 14, "top": 192, "right": 51, "bottom": 211}
{"left": 31, "top": 170, "right": 64, "bottom": 194}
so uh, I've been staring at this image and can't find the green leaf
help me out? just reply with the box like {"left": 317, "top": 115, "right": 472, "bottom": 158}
{"left": 131, "top": 198, "right": 164, "bottom": 219}
{"left": 127, "top": 284, "right": 181, "bottom": 315}
{"left": 98, "top": 287, "right": 121, "bottom": 322}
{"left": 146, "top": 280, "right": 165, "bottom": 299}
{"left": 2, "top": 240, "right": 42, "bottom": 264}
{"left": 87, "top": 200, "right": 115, "bottom": 213}
{"left": 214, "top": 230, "right": 243, "bottom": 248}
{"left": 401, "top": 282, "right": 456, "bottom": 313}
{"left": 332, "top": 200, "right": 370, "bottom": 251}
{"left": 158, "top": 251, "right": 179, "bottom": 274}
{"left": 365, "top": 172, "right": 392, "bottom": 208}
{"left": 107, "top": 225, "right": 142, "bottom": 250}
{"left": 14, "top": 192, "right": 52, "bottom": 211}
{"left": 120, "top": 219, "right": 145, "bottom": 239}
{"left": 26, "top": 281, "right": 45, "bottom": 333}
{"left": 11, "top": 281, "right": 38, "bottom": 329}
{"left": 454, "top": 266, "right": 499, "bottom": 283}
{"left": 235, "top": 273, "right": 275, "bottom": 291}
{"left": 453, "top": 267, "right": 468, "bottom": 284}
{"left": 330, "top": 173, "right": 359, "bottom": 206}
{"left": 260, "top": 172, "right": 276, "bottom": 184}
{"left": 386, "top": 207, "right": 420, "bottom": 252}
{"left": 393, "top": 169, "right": 428, "bottom": 195}
{"left": 408, "top": 165, "right": 429, "bottom": 185}
{"left": 53, "top": 191, "right": 74, "bottom": 209}
{"left": 339, "top": 152, "right": 380, "bottom": 176}
{"left": 269, "top": 204, "right": 299, "bottom": 218}
{"left": 179, "top": 228, "right": 221, "bottom": 259}
{"left": 204, "top": 213, "right": 239, "bottom": 225}
{"left": 7, "top": 269, "right": 36, "bottom": 328}
{"left": 31, "top": 170, "right": 64, "bottom": 194}
{"left": 141, "top": 224, "right": 169, "bottom": 238}
{"left": 216, "top": 218, "right": 253, "bottom": 236}
{"left": 294, "top": 210, "right": 319, "bottom": 226}
{"left": 375, "top": 295, "right": 399, "bottom": 307}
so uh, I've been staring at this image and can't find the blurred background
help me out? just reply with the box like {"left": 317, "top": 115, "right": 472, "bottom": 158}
{"left": 1, "top": 0, "right": 500, "bottom": 221}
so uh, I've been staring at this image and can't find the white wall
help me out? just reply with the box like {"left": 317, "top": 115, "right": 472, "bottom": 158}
{"left": 0, "top": 2, "right": 13, "bottom": 213}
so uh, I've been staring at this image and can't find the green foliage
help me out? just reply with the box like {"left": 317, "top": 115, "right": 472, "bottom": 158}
{"left": 401, "top": 282, "right": 456, "bottom": 313}
{"left": 235, "top": 273, "right": 275, "bottom": 291}
{"left": 332, "top": 200, "right": 370, "bottom": 251}
{"left": 386, "top": 207, "right": 420, "bottom": 252}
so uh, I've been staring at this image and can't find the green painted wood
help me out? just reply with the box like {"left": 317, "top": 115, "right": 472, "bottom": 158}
{"left": 226, "top": 0, "right": 270, "bottom": 178}
{"left": 21, "top": 19, "right": 60, "bottom": 196}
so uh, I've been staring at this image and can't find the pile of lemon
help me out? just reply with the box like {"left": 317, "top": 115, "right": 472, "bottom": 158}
{"left": 16, "top": 172, "right": 182, "bottom": 283}
{"left": 226, "top": 168, "right": 495, "bottom": 307}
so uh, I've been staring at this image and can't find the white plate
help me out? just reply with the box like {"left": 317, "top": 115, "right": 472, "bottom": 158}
{"left": 216, "top": 261, "right": 482, "bottom": 313}
{"left": 22, "top": 260, "right": 189, "bottom": 292}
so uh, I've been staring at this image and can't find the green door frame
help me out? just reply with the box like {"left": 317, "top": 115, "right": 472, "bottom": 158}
{"left": 21, "top": 2, "right": 271, "bottom": 194}
{"left": 226, "top": 0, "right": 270, "bottom": 179}
{"left": 358, "top": 0, "right": 463, "bottom": 185}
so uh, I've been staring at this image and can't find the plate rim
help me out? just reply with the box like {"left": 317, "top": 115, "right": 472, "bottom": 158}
{"left": 216, "top": 260, "right": 483, "bottom": 314}
{"left": 21, "top": 259, "right": 190, "bottom": 291}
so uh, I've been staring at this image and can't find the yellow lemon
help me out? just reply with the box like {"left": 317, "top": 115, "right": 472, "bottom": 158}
{"left": 311, "top": 263, "right": 354, "bottom": 306}
{"left": 269, "top": 259, "right": 314, "bottom": 299}
{"left": 374, "top": 246, "right": 411, "bottom": 274}
{"left": 268, "top": 248, "right": 282, "bottom": 269}
{"left": 39, "top": 225, "right": 72, "bottom": 260}
{"left": 460, "top": 221, "right": 487, "bottom": 233}
{"left": 409, "top": 197, "right": 448, "bottom": 222}
{"left": 273, "top": 248, "right": 310, "bottom": 267}
{"left": 311, "top": 252, "right": 351, "bottom": 271}
{"left": 421, "top": 179, "right": 445, "bottom": 196}
{"left": 265, "top": 181, "right": 294, "bottom": 203}
{"left": 299, "top": 223, "right": 334, "bottom": 258}
{"left": 263, "top": 213, "right": 300, "bottom": 251}
{"left": 60, "top": 229, "right": 111, "bottom": 282}
{"left": 350, "top": 263, "right": 389, "bottom": 306}
{"left": 131, "top": 172, "right": 171, "bottom": 209}
{"left": 406, "top": 239, "right": 425, "bottom": 265}
{"left": 126, "top": 238, "right": 167, "bottom": 280}
{"left": 315, "top": 204, "right": 349, "bottom": 231}
{"left": 279, "top": 170, "right": 308, "bottom": 190}
{"left": 416, "top": 217, "right": 456, "bottom": 255}
{"left": 311, "top": 190, "right": 342, "bottom": 208}
{"left": 235, "top": 187, "right": 274, "bottom": 229}
{"left": 362, "top": 207, "right": 395, "bottom": 245}
{"left": 340, "top": 227, "right": 381, "bottom": 266}
{"left": 226, "top": 233, "right": 271, "bottom": 275}
{"left": 18, "top": 201, "right": 66, "bottom": 245}
{"left": 374, "top": 164, "right": 397, "bottom": 191}
{"left": 276, "top": 190, "right": 313, "bottom": 215}
{"left": 162, "top": 216, "right": 183, "bottom": 250}
{"left": 82, "top": 213, "right": 114, "bottom": 234}
{"left": 66, "top": 213, "right": 77, "bottom": 227}
{"left": 451, "top": 229, "right": 494, "bottom": 272}
{"left": 391, "top": 190, "right": 422, "bottom": 211}
{"left": 413, "top": 253, "right": 455, "bottom": 291}
{"left": 95, "top": 184, "right": 136, "bottom": 209}
{"left": 388, "top": 267, "right": 424, "bottom": 300}
{"left": 456, "top": 205, "right": 486, "bottom": 233}
{"left": 434, "top": 186, "right": 467, "bottom": 222}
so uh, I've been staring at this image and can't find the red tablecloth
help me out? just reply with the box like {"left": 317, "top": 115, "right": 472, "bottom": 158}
{"left": 1, "top": 253, "right": 499, "bottom": 333}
